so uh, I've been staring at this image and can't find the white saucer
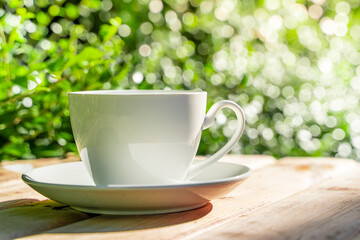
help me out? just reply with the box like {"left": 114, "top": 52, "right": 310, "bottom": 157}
{"left": 22, "top": 161, "right": 251, "bottom": 215}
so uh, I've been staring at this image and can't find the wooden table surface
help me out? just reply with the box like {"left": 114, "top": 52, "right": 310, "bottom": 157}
{"left": 1, "top": 154, "right": 360, "bottom": 240}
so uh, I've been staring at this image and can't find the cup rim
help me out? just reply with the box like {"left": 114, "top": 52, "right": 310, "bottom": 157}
{"left": 68, "top": 90, "right": 207, "bottom": 96}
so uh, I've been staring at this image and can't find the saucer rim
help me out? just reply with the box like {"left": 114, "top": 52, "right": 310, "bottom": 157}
{"left": 21, "top": 162, "right": 251, "bottom": 190}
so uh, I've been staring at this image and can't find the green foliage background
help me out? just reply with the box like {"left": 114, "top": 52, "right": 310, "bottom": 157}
{"left": 1, "top": 0, "right": 360, "bottom": 161}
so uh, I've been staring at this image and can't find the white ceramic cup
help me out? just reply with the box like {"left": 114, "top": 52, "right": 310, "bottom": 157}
{"left": 68, "top": 90, "right": 245, "bottom": 185}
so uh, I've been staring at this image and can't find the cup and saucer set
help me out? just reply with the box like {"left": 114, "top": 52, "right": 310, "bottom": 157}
{"left": 22, "top": 90, "right": 251, "bottom": 215}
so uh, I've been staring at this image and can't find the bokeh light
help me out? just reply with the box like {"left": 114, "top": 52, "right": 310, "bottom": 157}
{"left": 1, "top": 0, "right": 360, "bottom": 161}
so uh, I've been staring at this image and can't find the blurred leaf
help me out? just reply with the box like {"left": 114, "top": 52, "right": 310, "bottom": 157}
{"left": 64, "top": 47, "right": 104, "bottom": 69}
{"left": 15, "top": 65, "right": 28, "bottom": 77}
{"left": 33, "top": 147, "right": 64, "bottom": 157}
{"left": 99, "top": 24, "right": 118, "bottom": 42}
{"left": 110, "top": 17, "right": 122, "bottom": 27}
{"left": 65, "top": 3, "right": 79, "bottom": 19}
{"left": 47, "top": 57, "right": 67, "bottom": 72}
{"left": 7, "top": 0, "right": 24, "bottom": 8}
{"left": 36, "top": 11, "right": 51, "bottom": 26}
{"left": 0, "top": 0, "right": 359, "bottom": 162}
{"left": 1, "top": 142, "right": 29, "bottom": 158}
{"left": 24, "top": 12, "right": 36, "bottom": 20}
{"left": 48, "top": 5, "right": 61, "bottom": 17}
{"left": 9, "top": 30, "right": 26, "bottom": 43}
{"left": 81, "top": 0, "right": 102, "bottom": 10}
{"left": 239, "top": 75, "right": 248, "bottom": 88}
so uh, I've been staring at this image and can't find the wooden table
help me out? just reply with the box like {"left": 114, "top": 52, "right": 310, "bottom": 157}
{"left": 1, "top": 154, "right": 360, "bottom": 240}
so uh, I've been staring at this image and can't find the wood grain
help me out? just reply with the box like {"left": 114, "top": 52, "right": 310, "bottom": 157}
{"left": 198, "top": 160, "right": 360, "bottom": 240}
{"left": 0, "top": 155, "right": 79, "bottom": 170}
{"left": 1, "top": 155, "right": 359, "bottom": 240}
{"left": 20, "top": 157, "right": 358, "bottom": 240}
{"left": 0, "top": 156, "right": 87, "bottom": 240}
{"left": 0, "top": 155, "right": 275, "bottom": 239}
{"left": 0, "top": 155, "right": 274, "bottom": 209}
{"left": 0, "top": 157, "right": 79, "bottom": 208}
{"left": 217, "top": 154, "right": 277, "bottom": 170}
{"left": 0, "top": 177, "right": 46, "bottom": 204}
{"left": 0, "top": 200, "right": 94, "bottom": 240}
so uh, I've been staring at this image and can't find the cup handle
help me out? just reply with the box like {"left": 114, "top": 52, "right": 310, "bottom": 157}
{"left": 185, "top": 100, "right": 246, "bottom": 180}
